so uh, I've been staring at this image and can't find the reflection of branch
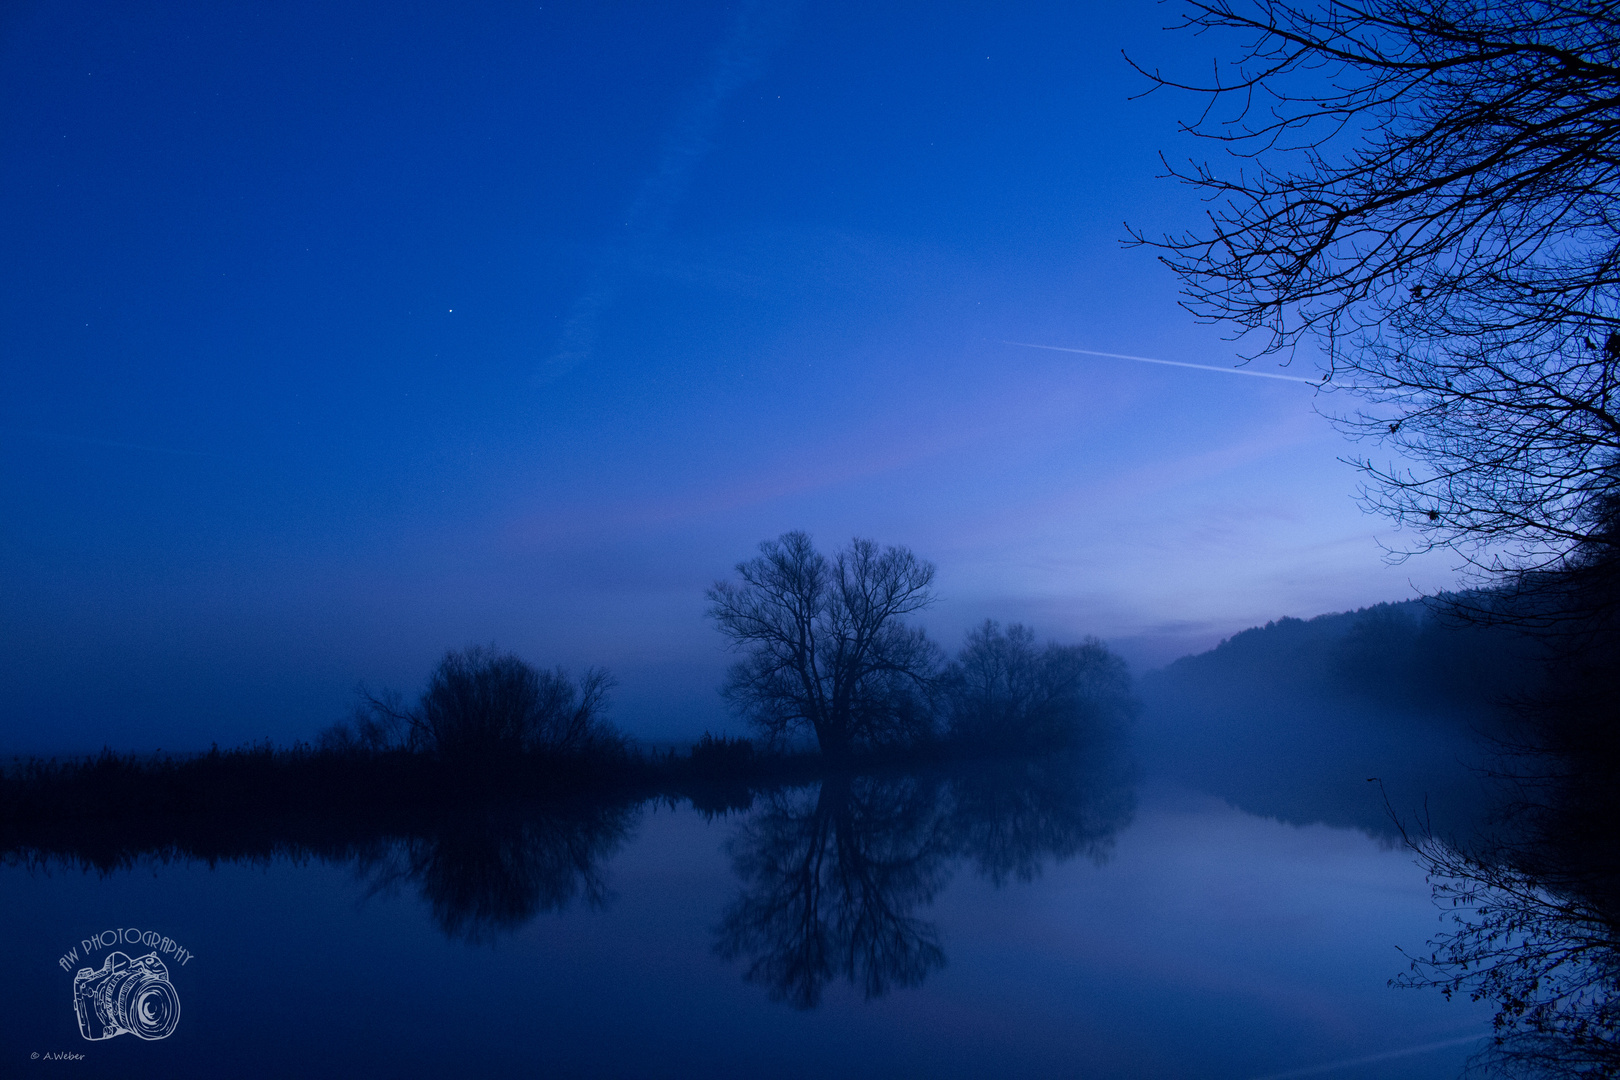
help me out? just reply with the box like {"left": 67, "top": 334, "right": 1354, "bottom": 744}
{"left": 1396, "top": 832, "right": 1620, "bottom": 1078}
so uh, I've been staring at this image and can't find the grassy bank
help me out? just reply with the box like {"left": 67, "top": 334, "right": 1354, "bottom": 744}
{"left": 0, "top": 732, "right": 1120, "bottom": 870}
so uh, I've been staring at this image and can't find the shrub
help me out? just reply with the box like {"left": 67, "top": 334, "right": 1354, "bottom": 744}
{"left": 326, "top": 646, "right": 619, "bottom": 760}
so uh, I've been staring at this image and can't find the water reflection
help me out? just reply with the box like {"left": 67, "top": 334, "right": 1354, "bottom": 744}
{"left": 717, "top": 774, "right": 952, "bottom": 1008}
{"left": 1400, "top": 831, "right": 1620, "bottom": 1078}
{"left": 948, "top": 752, "right": 1133, "bottom": 885}
{"left": 4, "top": 752, "right": 1133, "bottom": 1007}
{"left": 355, "top": 802, "right": 639, "bottom": 944}
{"left": 1395, "top": 633, "right": 1620, "bottom": 1077}
{"left": 717, "top": 752, "right": 1135, "bottom": 1008}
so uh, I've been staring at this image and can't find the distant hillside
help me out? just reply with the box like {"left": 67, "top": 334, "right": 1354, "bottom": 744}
{"left": 1137, "top": 600, "right": 1544, "bottom": 839}
{"left": 1148, "top": 599, "right": 1541, "bottom": 718}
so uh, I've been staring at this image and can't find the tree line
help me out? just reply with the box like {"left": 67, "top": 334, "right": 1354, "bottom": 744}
{"left": 708, "top": 531, "right": 1136, "bottom": 759}
{"left": 318, "top": 530, "right": 1135, "bottom": 765}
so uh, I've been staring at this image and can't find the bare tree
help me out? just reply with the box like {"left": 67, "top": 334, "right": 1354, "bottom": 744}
{"left": 331, "top": 646, "right": 618, "bottom": 759}
{"left": 938, "top": 621, "right": 1136, "bottom": 750}
{"left": 706, "top": 532, "right": 940, "bottom": 757}
{"left": 1133, "top": 0, "right": 1620, "bottom": 576}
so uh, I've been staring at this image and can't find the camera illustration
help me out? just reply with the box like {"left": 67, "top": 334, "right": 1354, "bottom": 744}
{"left": 72, "top": 951, "right": 181, "bottom": 1041}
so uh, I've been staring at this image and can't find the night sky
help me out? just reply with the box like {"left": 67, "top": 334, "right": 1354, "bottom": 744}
{"left": 0, "top": 1, "right": 1455, "bottom": 751}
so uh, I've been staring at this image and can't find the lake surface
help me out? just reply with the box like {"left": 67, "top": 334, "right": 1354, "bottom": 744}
{"left": 2, "top": 716, "right": 1500, "bottom": 1080}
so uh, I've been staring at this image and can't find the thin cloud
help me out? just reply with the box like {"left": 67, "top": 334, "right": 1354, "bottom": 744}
{"left": 1006, "top": 341, "right": 1322, "bottom": 384}
{"left": 536, "top": 0, "right": 801, "bottom": 385}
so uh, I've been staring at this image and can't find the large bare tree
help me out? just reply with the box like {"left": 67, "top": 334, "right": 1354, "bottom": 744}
{"left": 707, "top": 532, "right": 940, "bottom": 757}
{"left": 1134, "top": 0, "right": 1620, "bottom": 577}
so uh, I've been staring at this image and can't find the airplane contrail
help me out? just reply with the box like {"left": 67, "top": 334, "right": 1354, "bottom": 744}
{"left": 1248, "top": 1032, "right": 1489, "bottom": 1080}
{"left": 1004, "top": 341, "right": 1323, "bottom": 384}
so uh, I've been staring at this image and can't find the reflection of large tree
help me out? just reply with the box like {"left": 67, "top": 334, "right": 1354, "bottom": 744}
{"left": 361, "top": 802, "right": 638, "bottom": 944}
{"left": 716, "top": 775, "right": 951, "bottom": 1009}
{"left": 717, "top": 751, "right": 1135, "bottom": 1008}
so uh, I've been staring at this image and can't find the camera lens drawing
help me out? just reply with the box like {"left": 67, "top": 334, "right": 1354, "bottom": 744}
{"left": 72, "top": 951, "right": 181, "bottom": 1041}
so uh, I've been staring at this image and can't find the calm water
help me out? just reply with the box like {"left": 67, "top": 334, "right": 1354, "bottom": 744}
{"left": 3, "top": 722, "right": 1498, "bottom": 1079}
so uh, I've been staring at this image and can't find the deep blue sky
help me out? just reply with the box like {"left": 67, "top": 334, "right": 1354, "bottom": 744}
{"left": 0, "top": 0, "right": 1455, "bottom": 751}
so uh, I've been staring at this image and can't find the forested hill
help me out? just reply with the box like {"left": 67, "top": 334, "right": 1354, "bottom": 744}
{"left": 1137, "top": 600, "right": 1544, "bottom": 839}
{"left": 1147, "top": 599, "right": 1541, "bottom": 719}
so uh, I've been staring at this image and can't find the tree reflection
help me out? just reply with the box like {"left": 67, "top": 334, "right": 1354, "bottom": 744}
{"left": 716, "top": 751, "right": 1135, "bottom": 1008}
{"left": 358, "top": 802, "right": 639, "bottom": 944}
{"left": 1399, "top": 836, "right": 1620, "bottom": 1079}
{"left": 1396, "top": 633, "right": 1620, "bottom": 1077}
{"left": 948, "top": 750, "right": 1134, "bottom": 886}
{"left": 715, "top": 774, "right": 951, "bottom": 1008}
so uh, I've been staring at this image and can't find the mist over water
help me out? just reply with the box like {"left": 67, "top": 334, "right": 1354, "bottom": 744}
{"left": 3, "top": 609, "right": 1530, "bottom": 1079}
{"left": 9, "top": 0, "right": 1619, "bottom": 1074}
